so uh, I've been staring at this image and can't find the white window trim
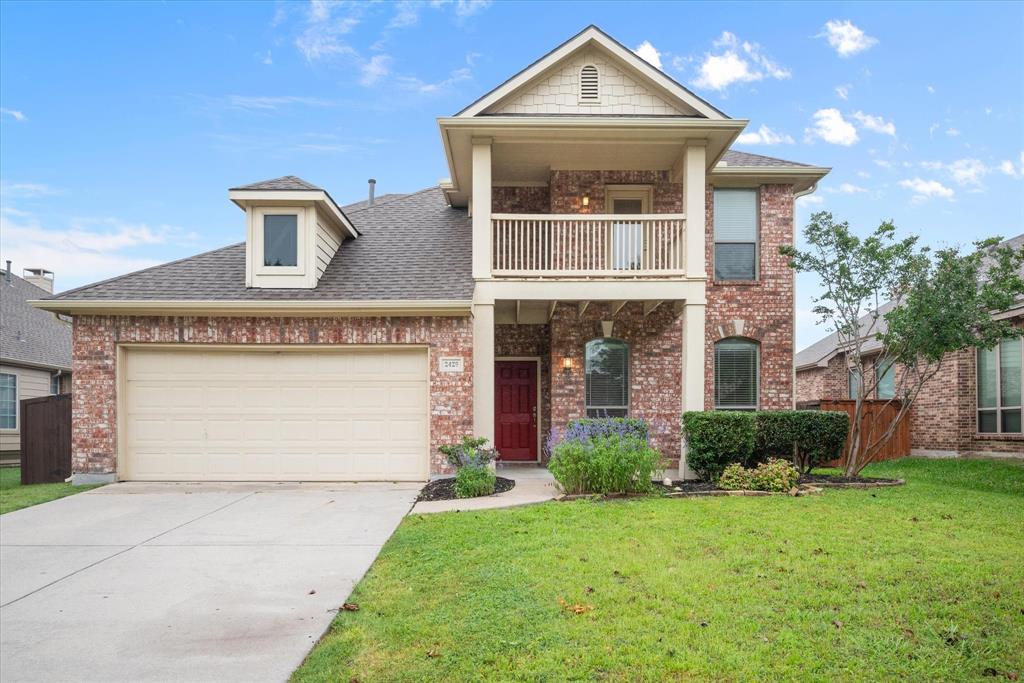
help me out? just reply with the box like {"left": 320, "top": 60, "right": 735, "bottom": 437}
{"left": 578, "top": 64, "right": 601, "bottom": 105}
{"left": 584, "top": 338, "right": 630, "bottom": 417}
{"left": 977, "top": 339, "right": 1023, "bottom": 434}
{"left": 253, "top": 206, "right": 307, "bottom": 277}
{"left": 0, "top": 372, "right": 17, "bottom": 431}
{"left": 712, "top": 187, "right": 761, "bottom": 282}
{"left": 714, "top": 338, "right": 760, "bottom": 410}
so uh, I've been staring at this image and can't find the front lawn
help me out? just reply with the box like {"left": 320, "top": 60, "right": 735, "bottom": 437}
{"left": 295, "top": 458, "right": 1024, "bottom": 682}
{"left": 0, "top": 467, "right": 102, "bottom": 514}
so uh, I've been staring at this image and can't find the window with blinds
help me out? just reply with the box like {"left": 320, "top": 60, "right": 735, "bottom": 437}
{"left": 713, "top": 189, "right": 758, "bottom": 280}
{"left": 585, "top": 338, "right": 629, "bottom": 417}
{"left": 714, "top": 338, "right": 758, "bottom": 410}
{"left": 579, "top": 64, "right": 599, "bottom": 102}
{"left": 876, "top": 358, "right": 895, "bottom": 399}
{"left": 978, "top": 337, "right": 1023, "bottom": 434}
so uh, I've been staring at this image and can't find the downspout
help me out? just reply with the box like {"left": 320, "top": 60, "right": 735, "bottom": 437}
{"left": 791, "top": 183, "right": 819, "bottom": 409}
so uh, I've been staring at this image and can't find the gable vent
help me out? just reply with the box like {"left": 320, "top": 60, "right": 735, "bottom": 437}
{"left": 579, "top": 64, "right": 599, "bottom": 103}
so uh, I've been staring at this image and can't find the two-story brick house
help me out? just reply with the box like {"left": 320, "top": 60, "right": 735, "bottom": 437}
{"left": 36, "top": 26, "right": 828, "bottom": 484}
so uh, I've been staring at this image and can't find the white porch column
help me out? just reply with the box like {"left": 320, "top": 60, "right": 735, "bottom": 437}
{"left": 680, "top": 300, "right": 706, "bottom": 479}
{"left": 471, "top": 137, "right": 493, "bottom": 280}
{"left": 472, "top": 302, "right": 495, "bottom": 444}
{"left": 683, "top": 140, "right": 707, "bottom": 277}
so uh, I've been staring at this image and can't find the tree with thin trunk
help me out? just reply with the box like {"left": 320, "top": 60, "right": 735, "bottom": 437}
{"left": 782, "top": 213, "right": 1024, "bottom": 476}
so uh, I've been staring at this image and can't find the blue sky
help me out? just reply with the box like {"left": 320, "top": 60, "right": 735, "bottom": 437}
{"left": 1, "top": 1, "right": 1022, "bottom": 348}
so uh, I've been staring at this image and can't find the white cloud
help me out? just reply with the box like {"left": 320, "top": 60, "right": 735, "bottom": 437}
{"left": 1, "top": 108, "right": 26, "bottom": 122}
{"left": 429, "top": 0, "right": 492, "bottom": 18}
{"left": 259, "top": 51, "right": 273, "bottom": 65}
{"left": 397, "top": 67, "right": 471, "bottom": 94}
{"left": 222, "top": 95, "right": 334, "bottom": 111}
{"left": 805, "top": 108, "right": 859, "bottom": 146}
{"left": 388, "top": 1, "right": 421, "bottom": 28}
{"left": 852, "top": 111, "right": 896, "bottom": 136}
{"left": 691, "top": 31, "right": 790, "bottom": 91}
{"left": 294, "top": 1, "right": 360, "bottom": 62}
{"left": 947, "top": 158, "right": 988, "bottom": 187}
{"left": 830, "top": 182, "right": 868, "bottom": 194}
{"left": 0, "top": 181, "right": 59, "bottom": 198}
{"left": 359, "top": 55, "right": 392, "bottom": 86}
{"left": 927, "top": 85, "right": 935, "bottom": 94}
{"left": 998, "top": 153, "right": 1024, "bottom": 178}
{"left": 856, "top": 170, "right": 871, "bottom": 179}
{"left": 0, "top": 211, "right": 196, "bottom": 288}
{"left": 835, "top": 84, "right": 851, "bottom": 100}
{"left": 872, "top": 159, "right": 893, "bottom": 168}
{"left": 796, "top": 194, "right": 825, "bottom": 205}
{"left": 736, "top": 124, "right": 794, "bottom": 145}
{"left": 899, "top": 177, "right": 954, "bottom": 201}
{"left": 946, "top": 127, "right": 960, "bottom": 137}
{"left": 820, "top": 20, "right": 878, "bottom": 57}
{"left": 633, "top": 41, "right": 663, "bottom": 70}
{"left": 928, "top": 123, "right": 940, "bottom": 138}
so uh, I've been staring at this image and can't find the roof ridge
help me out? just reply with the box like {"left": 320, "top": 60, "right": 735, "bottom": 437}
{"left": 49, "top": 242, "right": 245, "bottom": 300}
{"left": 345, "top": 186, "right": 440, "bottom": 214}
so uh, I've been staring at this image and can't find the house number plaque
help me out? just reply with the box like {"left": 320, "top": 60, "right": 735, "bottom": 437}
{"left": 439, "top": 357, "right": 464, "bottom": 373}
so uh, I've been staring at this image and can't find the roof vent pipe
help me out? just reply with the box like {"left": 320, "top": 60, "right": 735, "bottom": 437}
{"left": 367, "top": 178, "right": 376, "bottom": 206}
{"left": 4, "top": 260, "right": 11, "bottom": 284}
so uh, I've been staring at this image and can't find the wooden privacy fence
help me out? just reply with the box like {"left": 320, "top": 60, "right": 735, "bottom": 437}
{"left": 798, "top": 399, "right": 910, "bottom": 466}
{"left": 20, "top": 394, "right": 72, "bottom": 484}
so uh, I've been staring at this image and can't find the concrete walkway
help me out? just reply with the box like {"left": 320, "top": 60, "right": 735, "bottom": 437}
{"left": 411, "top": 464, "right": 558, "bottom": 514}
{"left": 0, "top": 481, "right": 419, "bottom": 683}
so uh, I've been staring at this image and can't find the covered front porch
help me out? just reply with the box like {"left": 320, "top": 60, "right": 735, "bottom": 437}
{"left": 472, "top": 293, "right": 706, "bottom": 477}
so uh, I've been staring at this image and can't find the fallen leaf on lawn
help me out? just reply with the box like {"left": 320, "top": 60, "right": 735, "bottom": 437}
{"left": 558, "top": 598, "right": 594, "bottom": 615}
{"left": 941, "top": 513, "right": 953, "bottom": 520}
{"left": 857, "top": 581, "right": 867, "bottom": 589}
{"left": 342, "top": 603, "right": 360, "bottom": 611}
{"left": 832, "top": 620, "right": 843, "bottom": 630}
{"left": 426, "top": 649, "right": 441, "bottom": 658}
{"left": 585, "top": 586, "right": 595, "bottom": 594}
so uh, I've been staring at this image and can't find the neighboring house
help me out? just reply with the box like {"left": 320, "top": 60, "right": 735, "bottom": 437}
{"left": 0, "top": 264, "right": 72, "bottom": 458}
{"left": 35, "top": 26, "right": 829, "bottom": 484}
{"left": 795, "top": 233, "right": 1024, "bottom": 458}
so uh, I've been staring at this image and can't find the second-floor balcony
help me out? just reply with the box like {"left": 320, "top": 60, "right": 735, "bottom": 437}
{"left": 491, "top": 213, "right": 686, "bottom": 277}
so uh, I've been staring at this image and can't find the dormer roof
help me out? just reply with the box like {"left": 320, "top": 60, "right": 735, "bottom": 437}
{"left": 230, "top": 175, "right": 323, "bottom": 191}
{"left": 228, "top": 176, "right": 359, "bottom": 239}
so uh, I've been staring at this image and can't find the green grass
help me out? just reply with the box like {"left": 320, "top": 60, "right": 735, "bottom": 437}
{"left": 294, "top": 458, "right": 1024, "bottom": 682}
{"left": 0, "top": 467, "right": 102, "bottom": 514}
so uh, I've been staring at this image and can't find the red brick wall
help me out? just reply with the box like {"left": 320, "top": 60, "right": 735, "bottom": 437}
{"left": 495, "top": 324, "right": 551, "bottom": 460}
{"left": 705, "top": 184, "right": 795, "bottom": 410}
{"left": 492, "top": 186, "right": 550, "bottom": 213}
{"left": 549, "top": 301, "right": 682, "bottom": 467}
{"left": 71, "top": 315, "right": 475, "bottom": 477}
{"left": 548, "top": 170, "right": 682, "bottom": 214}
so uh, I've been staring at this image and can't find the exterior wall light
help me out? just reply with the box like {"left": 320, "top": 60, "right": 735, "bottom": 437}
{"left": 581, "top": 194, "right": 590, "bottom": 207}
{"left": 562, "top": 356, "right": 574, "bottom": 371}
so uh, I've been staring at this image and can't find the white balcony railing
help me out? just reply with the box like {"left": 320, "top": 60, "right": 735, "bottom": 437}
{"left": 491, "top": 213, "right": 686, "bottom": 277}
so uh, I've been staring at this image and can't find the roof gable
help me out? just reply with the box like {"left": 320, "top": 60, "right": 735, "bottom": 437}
{"left": 456, "top": 25, "right": 727, "bottom": 119}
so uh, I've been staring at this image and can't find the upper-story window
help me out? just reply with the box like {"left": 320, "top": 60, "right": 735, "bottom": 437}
{"left": 585, "top": 338, "right": 629, "bottom": 417}
{"left": 579, "top": 64, "right": 600, "bottom": 103}
{"left": 713, "top": 189, "right": 758, "bottom": 281}
{"left": 978, "top": 337, "right": 1022, "bottom": 434}
{"left": 714, "top": 338, "right": 759, "bottom": 410}
{"left": 263, "top": 214, "right": 299, "bottom": 267}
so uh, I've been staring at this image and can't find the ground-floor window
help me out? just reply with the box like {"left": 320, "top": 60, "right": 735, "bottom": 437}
{"left": 0, "top": 373, "right": 16, "bottom": 429}
{"left": 585, "top": 338, "right": 629, "bottom": 417}
{"left": 876, "top": 358, "right": 896, "bottom": 399}
{"left": 714, "top": 338, "right": 759, "bottom": 410}
{"left": 978, "top": 337, "right": 1022, "bottom": 433}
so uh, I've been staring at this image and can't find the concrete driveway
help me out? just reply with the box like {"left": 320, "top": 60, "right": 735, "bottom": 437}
{"left": 0, "top": 481, "right": 420, "bottom": 683}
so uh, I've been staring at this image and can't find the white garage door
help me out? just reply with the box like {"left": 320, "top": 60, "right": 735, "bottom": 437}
{"left": 122, "top": 347, "right": 428, "bottom": 481}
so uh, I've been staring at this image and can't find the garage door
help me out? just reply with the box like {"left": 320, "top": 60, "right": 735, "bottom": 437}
{"left": 122, "top": 347, "right": 428, "bottom": 481}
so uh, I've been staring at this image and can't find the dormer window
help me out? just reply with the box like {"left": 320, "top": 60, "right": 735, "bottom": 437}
{"left": 579, "top": 64, "right": 599, "bottom": 103}
{"left": 263, "top": 214, "right": 298, "bottom": 267}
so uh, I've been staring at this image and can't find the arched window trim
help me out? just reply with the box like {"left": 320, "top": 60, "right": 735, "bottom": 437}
{"left": 714, "top": 337, "right": 760, "bottom": 411}
{"left": 585, "top": 337, "right": 629, "bottom": 417}
{"left": 578, "top": 64, "right": 600, "bottom": 103}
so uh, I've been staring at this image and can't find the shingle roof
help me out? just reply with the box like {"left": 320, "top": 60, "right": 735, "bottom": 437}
{"left": 343, "top": 193, "right": 408, "bottom": 213}
{"left": 1, "top": 273, "right": 72, "bottom": 370}
{"left": 719, "top": 150, "right": 814, "bottom": 169}
{"left": 795, "top": 233, "right": 1024, "bottom": 369}
{"left": 230, "top": 176, "right": 323, "bottom": 191}
{"left": 48, "top": 186, "right": 473, "bottom": 302}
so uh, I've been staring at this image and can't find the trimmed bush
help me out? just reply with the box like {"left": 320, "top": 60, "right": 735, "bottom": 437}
{"left": 681, "top": 412, "right": 756, "bottom": 482}
{"left": 454, "top": 465, "right": 496, "bottom": 498}
{"left": 548, "top": 434, "right": 662, "bottom": 495}
{"left": 718, "top": 463, "right": 754, "bottom": 490}
{"left": 755, "top": 411, "right": 849, "bottom": 473}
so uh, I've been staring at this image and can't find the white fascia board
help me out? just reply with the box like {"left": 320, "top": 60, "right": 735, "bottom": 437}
{"left": 29, "top": 299, "right": 473, "bottom": 317}
{"left": 229, "top": 190, "right": 358, "bottom": 239}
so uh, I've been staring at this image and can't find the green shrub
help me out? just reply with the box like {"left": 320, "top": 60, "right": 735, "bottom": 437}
{"left": 717, "top": 458, "right": 799, "bottom": 492}
{"left": 454, "top": 465, "right": 496, "bottom": 498}
{"left": 439, "top": 436, "right": 498, "bottom": 469}
{"left": 750, "top": 458, "right": 800, "bottom": 492}
{"left": 548, "top": 434, "right": 663, "bottom": 495}
{"left": 718, "top": 463, "right": 754, "bottom": 490}
{"left": 681, "top": 412, "right": 757, "bottom": 482}
{"left": 564, "top": 417, "right": 650, "bottom": 442}
{"left": 755, "top": 411, "right": 849, "bottom": 473}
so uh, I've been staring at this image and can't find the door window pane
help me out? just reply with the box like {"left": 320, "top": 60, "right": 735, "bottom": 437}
{"left": 611, "top": 198, "right": 644, "bottom": 270}
{"left": 263, "top": 214, "right": 298, "bottom": 267}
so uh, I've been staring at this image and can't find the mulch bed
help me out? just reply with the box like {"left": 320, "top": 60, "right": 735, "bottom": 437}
{"left": 417, "top": 476, "right": 515, "bottom": 502}
{"left": 799, "top": 473, "right": 904, "bottom": 488}
{"left": 558, "top": 474, "right": 905, "bottom": 501}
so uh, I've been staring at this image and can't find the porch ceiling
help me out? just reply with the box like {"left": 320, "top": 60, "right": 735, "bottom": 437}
{"left": 494, "top": 299, "right": 682, "bottom": 325}
{"left": 492, "top": 140, "right": 684, "bottom": 183}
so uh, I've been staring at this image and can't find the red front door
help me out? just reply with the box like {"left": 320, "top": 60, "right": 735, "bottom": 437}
{"left": 495, "top": 361, "right": 538, "bottom": 461}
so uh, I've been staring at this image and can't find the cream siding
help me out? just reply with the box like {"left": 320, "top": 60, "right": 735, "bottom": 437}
{"left": 315, "top": 212, "right": 343, "bottom": 282}
{"left": 485, "top": 47, "right": 689, "bottom": 116}
{"left": 0, "top": 364, "right": 53, "bottom": 453}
